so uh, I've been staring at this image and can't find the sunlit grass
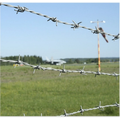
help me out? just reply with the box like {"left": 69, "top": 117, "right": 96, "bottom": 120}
{"left": 0, "top": 62, "right": 119, "bottom": 116}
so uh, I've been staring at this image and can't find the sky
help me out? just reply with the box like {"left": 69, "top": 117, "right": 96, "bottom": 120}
{"left": 0, "top": 0, "right": 119, "bottom": 60}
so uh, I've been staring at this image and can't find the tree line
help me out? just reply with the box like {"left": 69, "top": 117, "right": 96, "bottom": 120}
{"left": 64, "top": 57, "right": 119, "bottom": 64}
{"left": 0, "top": 55, "right": 42, "bottom": 65}
{"left": 0, "top": 55, "right": 119, "bottom": 66}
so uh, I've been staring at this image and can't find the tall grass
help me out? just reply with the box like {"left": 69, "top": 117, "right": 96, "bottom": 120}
{"left": 0, "top": 63, "right": 119, "bottom": 116}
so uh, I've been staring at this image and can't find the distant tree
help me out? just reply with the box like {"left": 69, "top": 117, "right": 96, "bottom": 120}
{"left": 94, "top": 58, "right": 98, "bottom": 63}
{"left": 86, "top": 59, "right": 91, "bottom": 63}
{"left": 74, "top": 59, "right": 80, "bottom": 63}
{"left": 68, "top": 59, "right": 73, "bottom": 64}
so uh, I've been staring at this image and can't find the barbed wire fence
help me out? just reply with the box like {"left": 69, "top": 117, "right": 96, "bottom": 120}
{"left": 0, "top": 2, "right": 119, "bottom": 40}
{"left": 22, "top": 101, "right": 119, "bottom": 116}
{"left": 0, "top": 57, "right": 119, "bottom": 79}
{"left": 33, "top": 65, "right": 120, "bottom": 79}
{"left": 59, "top": 101, "right": 119, "bottom": 116}
{"left": 0, "top": 2, "right": 119, "bottom": 76}
{"left": 0, "top": 3, "right": 119, "bottom": 116}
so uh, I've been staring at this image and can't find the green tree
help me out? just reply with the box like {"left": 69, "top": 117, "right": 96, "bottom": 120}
{"left": 74, "top": 59, "right": 80, "bottom": 63}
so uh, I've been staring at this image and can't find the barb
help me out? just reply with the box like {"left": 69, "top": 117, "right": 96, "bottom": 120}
{"left": 112, "top": 34, "right": 120, "bottom": 41}
{"left": 14, "top": 5, "right": 28, "bottom": 14}
{"left": 95, "top": 101, "right": 104, "bottom": 111}
{"left": 47, "top": 17, "right": 58, "bottom": 26}
{"left": 60, "top": 101, "right": 119, "bottom": 116}
{"left": 0, "top": 2, "right": 119, "bottom": 39}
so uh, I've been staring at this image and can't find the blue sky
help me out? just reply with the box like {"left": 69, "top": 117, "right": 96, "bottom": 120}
{"left": 0, "top": 1, "right": 119, "bottom": 60}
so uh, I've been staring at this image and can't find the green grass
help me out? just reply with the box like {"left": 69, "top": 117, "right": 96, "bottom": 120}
{"left": 0, "top": 62, "right": 119, "bottom": 116}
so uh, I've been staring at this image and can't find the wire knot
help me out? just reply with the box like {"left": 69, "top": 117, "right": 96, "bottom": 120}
{"left": 79, "top": 106, "right": 84, "bottom": 115}
{"left": 114, "top": 102, "right": 119, "bottom": 107}
{"left": 14, "top": 5, "right": 28, "bottom": 14}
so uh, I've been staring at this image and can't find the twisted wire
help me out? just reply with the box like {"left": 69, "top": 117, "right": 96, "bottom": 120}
{"left": 60, "top": 102, "right": 119, "bottom": 116}
{"left": 0, "top": 3, "right": 119, "bottom": 39}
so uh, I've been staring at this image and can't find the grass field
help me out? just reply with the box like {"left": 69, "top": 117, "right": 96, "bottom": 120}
{"left": 0, "top": 62, "right": 119, "bottom": 116}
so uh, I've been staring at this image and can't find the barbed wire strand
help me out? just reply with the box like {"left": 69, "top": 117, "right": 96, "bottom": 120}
{"left": 22, "top": 101, "right": 119, "bottom": 116}
{"left": 0, "top": 3, "right": 119, "bottom": 39}
{"left": 59, "top": 101, "right": 119, "bottom": 116}
{"left": 0, "top": 57, "right": 119, "bottom": 78}
{"left": 38, "top": 65, "right": 120, "bottom": 78}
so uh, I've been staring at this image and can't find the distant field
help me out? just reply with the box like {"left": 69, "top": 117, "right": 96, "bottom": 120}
{"left": 0, "top": 62, "right": 119, "bottom": 116}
